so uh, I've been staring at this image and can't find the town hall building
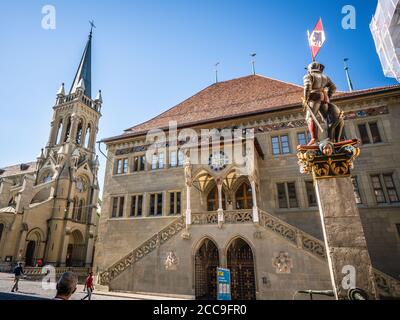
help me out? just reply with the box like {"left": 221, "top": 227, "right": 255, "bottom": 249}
{"left": 94, "top": 73, "right": 400, "bottom": 299}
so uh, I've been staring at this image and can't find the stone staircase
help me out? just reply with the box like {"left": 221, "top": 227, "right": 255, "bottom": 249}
{"left": 99, "top": 209, "right": 400, "bottom": 298}
{"left": 99, "top": 216, "right": 185, "bottom": 286}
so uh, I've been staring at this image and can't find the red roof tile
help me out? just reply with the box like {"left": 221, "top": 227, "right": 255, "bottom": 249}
{"left": 103, "top": 75, "right": 400, "bottom": 143}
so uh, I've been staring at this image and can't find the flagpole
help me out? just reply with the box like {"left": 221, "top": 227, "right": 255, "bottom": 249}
{"left": 307, "top": 30, "right": 315, "bottom": 62}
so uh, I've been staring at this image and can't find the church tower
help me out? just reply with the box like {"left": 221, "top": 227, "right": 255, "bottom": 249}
{"left": 35, "top": 28, "right": 102, "bottom": 267}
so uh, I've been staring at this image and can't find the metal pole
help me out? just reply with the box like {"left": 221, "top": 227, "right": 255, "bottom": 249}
{"left": 344, "top": 58, "right": 354, "bottom": 92}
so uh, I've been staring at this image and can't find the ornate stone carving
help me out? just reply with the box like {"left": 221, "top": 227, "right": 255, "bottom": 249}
{"left": 191, "top": 210, "right": 252, "bottom": 225}
{"left": 99, "top": 216, "right": 185, "bottom": 285}
{"left": 164, "top": 251, "right": 179, "bottom": 271}
{"left": 297, "top": 139, "right": 360, "bottom": 179}
{"left": 272, "top": 252, "right": 293, "bottom": 274}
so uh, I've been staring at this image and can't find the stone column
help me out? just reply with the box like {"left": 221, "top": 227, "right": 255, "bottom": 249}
{"left": 217, "top": 179, "right": 224, "bottom": 228}
{"left": 249, "top": 177, "right": 259, "bottom": 223}
{"left": 185, "top": 185, "right": 192, "bottom": 226}
{"left": 297, "top": 140, "right": 378, "bottom": 300}
{"left": 184, "top": 152, "right": 192, "bottom": 228}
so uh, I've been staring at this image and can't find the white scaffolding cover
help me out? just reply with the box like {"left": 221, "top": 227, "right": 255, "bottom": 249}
{"left": 370, "top": 0, "right": 400, "bottom": 82}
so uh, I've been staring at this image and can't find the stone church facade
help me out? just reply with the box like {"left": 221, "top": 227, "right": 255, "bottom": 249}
{"left": 94, "top": 75, "right": 400, "bottom": 299}
{"left": 0, "top": 31, "right": 101, "bottom": 269}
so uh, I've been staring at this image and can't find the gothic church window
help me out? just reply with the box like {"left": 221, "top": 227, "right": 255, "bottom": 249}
{"left": 64, "top": 117, "right": 72, "bottom": 143}
{"left": 85, "top": 125, "right": 91, "bottom": 148}
{"left": 76, "top": 119, "right": 83, "bottom": 145}
{"left": 56, "top": 120, "right": 63, "bottom": 145}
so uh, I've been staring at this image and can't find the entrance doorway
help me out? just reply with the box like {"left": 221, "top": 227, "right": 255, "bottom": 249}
{"left": 195, "top": 239, "right": 219, "bottom": 300}
{"left": 227, "top": 238, "right": 256, "bottom": 300}
{"left": 25, "top": 241, "right": 36, "bottom": 267}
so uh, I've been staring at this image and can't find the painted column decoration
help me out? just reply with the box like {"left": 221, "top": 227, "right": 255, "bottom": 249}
{"left": 297, "top": 139, "right": 378, "bottom": 300}
{"left": 249, "top": 176, "right": 259, "bottom": 223}
{"left": 216, "top": 178, "right": 224, "bottom": 228}
{"left": 184, "top": 151, "right": 192, "bottom": 228}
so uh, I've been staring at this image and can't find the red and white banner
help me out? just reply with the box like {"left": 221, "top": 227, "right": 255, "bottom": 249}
{"left": 308, "top": 18, "right": 326, "bottom": 60}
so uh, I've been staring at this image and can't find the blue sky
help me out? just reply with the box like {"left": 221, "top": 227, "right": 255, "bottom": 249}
{"left": 0, "top": 0, "right": 395, "bottom": 191}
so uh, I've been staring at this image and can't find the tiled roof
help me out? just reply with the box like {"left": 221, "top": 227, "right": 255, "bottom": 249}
{"left": 103, "top": 75, "right": 400, "bottom": 143}
{"left": 0, "top": 161, "right": 37, "bottom": 178}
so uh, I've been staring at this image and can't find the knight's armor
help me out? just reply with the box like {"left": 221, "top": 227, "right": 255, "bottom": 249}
{"left": 303, "top": 62, "right": 344, "bottom": 144}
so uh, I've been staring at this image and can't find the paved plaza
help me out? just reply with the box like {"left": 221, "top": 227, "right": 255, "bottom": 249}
{"left": 0, "top": 272, "right": 136, "bottom": 300}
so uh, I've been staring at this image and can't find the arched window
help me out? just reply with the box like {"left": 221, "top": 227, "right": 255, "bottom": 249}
{"left": 84, "top": 124, "right": 91, "bottom": 148}
{"left": 207, "top": 186, "right": 226, "bottom": 211}
{"left": 235, "top": 182, "right": 253, "bottom": 209}
{"left": 63, "top": 117, "right": 72, "bottom": 143}
{"left": 76, "top": 119, "right": 83, "bottom": 145}
{"left": 55, "top": 119, "right": 63, "bottom": 145}
{"left": 72, "top": 198, "right": 78, "bottom": 220}
{"left": 77, "top": 199, "right": 84, "bottom": 221}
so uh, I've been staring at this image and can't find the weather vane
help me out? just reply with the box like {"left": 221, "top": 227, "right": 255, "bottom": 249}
{"left": 251, "top": 53, "right": 257, "bottom": 75}
{"left": 214, "top": 62, "right": 220, "bottom": 84}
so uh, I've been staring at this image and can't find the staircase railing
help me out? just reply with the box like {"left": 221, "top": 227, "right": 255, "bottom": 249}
{"left": 99, "top": 216, "right": 185, "bottom": 285}
{"left": 258, "top": 209, "right": 400, "bottom": 298}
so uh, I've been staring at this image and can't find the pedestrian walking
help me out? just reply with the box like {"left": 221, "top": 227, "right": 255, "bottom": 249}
{"left": 81, "top": 271, "right": 94, "bottom": 300}
{"left": 54, "top": 272, "right": 78, "bottom": 300}
{"left": 11, "top": 262, "right": 24, "bottom": 292}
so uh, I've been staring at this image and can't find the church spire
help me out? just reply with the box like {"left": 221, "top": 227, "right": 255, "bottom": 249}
{"left": 70, "top": 25, "right": 93, "bottom": 98}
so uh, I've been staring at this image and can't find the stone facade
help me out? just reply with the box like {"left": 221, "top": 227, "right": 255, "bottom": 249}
{"left": 94, "top": 75, "right": 400, "bottom": 299}
{"left": 0, "top": 33, "right": 101, "bottom": 270}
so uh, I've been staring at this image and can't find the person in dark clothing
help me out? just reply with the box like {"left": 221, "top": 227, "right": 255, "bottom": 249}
{"left": 11, "top": 262, "right": 24, "bottom": 292}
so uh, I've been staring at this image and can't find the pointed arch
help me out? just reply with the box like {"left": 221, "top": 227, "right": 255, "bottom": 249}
{"left": 225, "top": 236, "right": 256, "bottom": 300}
{"left": 194, "top": 237, "right": 220, "bottom": 300}
{"left": 84, "top": 123, "right": 92, "bottom": 148}
{"left": 76, "top": 118, "right": 84, "bottom": 145}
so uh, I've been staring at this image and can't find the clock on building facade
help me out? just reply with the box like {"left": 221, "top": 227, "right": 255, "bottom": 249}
{"left": 208, "top": 151, "right": 229, "bottom": 172}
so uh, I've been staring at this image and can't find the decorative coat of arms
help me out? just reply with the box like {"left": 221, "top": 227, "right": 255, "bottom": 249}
{"left": 272, "top": 252, "right": 293, "bottom": 274}
{"left": 164, "top": 251, "right": 179, "bottom": 271}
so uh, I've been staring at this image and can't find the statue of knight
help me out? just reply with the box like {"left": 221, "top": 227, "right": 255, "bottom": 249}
{"left": 302, "top": 61, "right": 345, "bottom": 145}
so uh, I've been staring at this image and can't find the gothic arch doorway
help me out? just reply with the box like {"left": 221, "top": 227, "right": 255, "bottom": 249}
{"left": 227, "top": 238, "right": 256, "bottom": 300}
{"left": 195, "top": 238, "right": 219, "bottom": 300}
{"left": 25, "top": 241, "right": 36, "bottom": 267}
{"left": 66, "top": 230, "right": 85, "bottom": 267}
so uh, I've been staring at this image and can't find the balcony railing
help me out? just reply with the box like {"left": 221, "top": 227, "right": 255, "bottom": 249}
{"left": 191, "top": 209, "right": 253, "bottom": 225}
